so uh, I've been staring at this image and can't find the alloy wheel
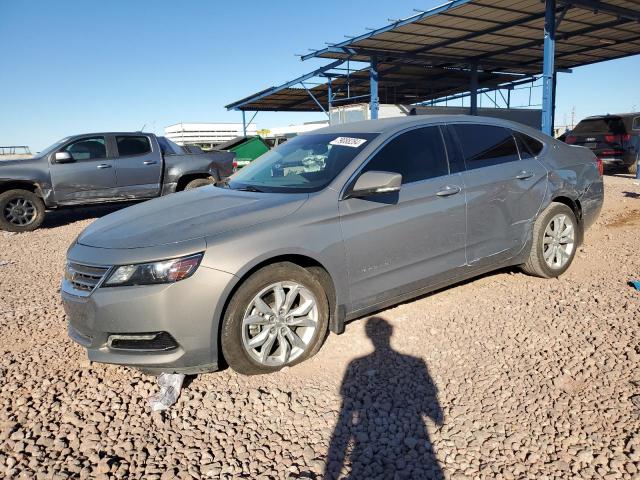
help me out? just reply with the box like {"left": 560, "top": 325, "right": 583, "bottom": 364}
{"left": 542, "top": 213, "right": 575, "bottom": 269}
{"left": 3, "top": 197, "right": 37, "bottom": 226}
{"left": 241, "top": 281, "right": 318, "bottom": 367}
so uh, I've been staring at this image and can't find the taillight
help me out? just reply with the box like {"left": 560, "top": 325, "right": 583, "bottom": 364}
{"left": 565, "top": 135, "right": 577, "bottom": 144}
{"left": 604, "top": 134, "right": 616, "bottom": 143}
{"left": 232, "top": 160, "right": 238, "bottom": 172}
{"left": 595, "top": 158, "right": 604, "bottom": 176}
{"left": 622, "top": 133, "right": 631, "bottom": 142}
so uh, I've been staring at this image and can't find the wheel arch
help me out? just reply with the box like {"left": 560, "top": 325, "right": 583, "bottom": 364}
{"left": 215, "top": 253, "right": 343, "bottom": 364}
{"left": 175, "top": 173, "right": 218, "bottom": 192}
{"left": 0, "top": 181, "right": 43, "bottom": 197}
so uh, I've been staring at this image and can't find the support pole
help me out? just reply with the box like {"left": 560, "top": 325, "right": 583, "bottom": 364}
{"left": 470, "top": 62, "right": 478, "bottom": 116}
{"left": 369, "top": 56, "right": 379, "bottom": 120}
{"left": 327, "top": 78, "right": 333, "bottom": 111}
{"left": 242, "top": 110, "right": 247, "bottom": 137}
{"left": 541, "top": 0, "right": 556, "bottom": 135}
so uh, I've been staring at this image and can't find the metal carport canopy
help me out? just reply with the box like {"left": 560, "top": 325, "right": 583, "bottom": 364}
{"left": 227, "top": 0, "right": 640, "bottom": 134}
{"left": 302, "top": 0, "right": 640, "bottom": 73}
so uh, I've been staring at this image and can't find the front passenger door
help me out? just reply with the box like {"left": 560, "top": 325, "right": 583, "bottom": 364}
{"left": 49, "top": 136, "right": 116, "bottom": 204}
{"left": 339, "top": 126, "right": 467, "bottom": 313}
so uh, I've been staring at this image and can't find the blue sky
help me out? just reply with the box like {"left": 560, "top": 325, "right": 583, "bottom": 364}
{"left": 1, "top": 0, "right": 639, "bottom": 152}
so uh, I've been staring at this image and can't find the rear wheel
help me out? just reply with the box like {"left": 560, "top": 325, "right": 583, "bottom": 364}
{"left": 628, "top": 159, "right": 638, "bottom": 176}
{"left": 221, "top": 262, "right": 329, "bottom": 375}
{"left": 0, "top": 189, "right": 45, "bottom": 232}
{"left": 521, "top": 202, "right": 578, "bottom": 278}
{"left": 184, "top": 177, "right": 215, "bottom": 190}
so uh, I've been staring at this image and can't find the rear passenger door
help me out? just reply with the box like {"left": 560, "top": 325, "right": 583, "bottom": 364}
{"left": 339, "top": 125, "right": 467, "bottom": 312}
{"left": 111, "top": 135, "right": 162, "bottom": 198}
{"left": 450, "top": 123, "right": 547, "bottom": 268}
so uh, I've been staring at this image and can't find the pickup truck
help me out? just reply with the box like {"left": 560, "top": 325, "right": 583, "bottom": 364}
{"left": 0, "top": 132, "right": 235, "bottom": 232}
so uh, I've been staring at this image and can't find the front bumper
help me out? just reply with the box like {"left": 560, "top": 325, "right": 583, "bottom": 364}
{"left": 62, "top": 263, "right": 236, "bottom": 374}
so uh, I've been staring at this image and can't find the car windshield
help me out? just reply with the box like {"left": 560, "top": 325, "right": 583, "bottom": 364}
{"left": 37, "top": 137, "right": 71, "bottom": 156}
{"left": 227, "top": 132, "right": 378, "bottom": 193}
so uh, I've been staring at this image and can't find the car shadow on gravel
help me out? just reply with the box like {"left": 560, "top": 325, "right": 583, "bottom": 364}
{"left": 320, "top": 317, "right": 445, "bottom": 480}
{"left": 42, "top": 202, "right": 137, "bottom": 229}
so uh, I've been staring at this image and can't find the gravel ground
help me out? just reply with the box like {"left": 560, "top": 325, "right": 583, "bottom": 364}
{"left": 1, "top": 175, "right": 639, "bottom": 480}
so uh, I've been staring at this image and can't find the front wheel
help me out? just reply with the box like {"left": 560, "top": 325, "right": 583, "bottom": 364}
{"left": 221, "top": 262, "right": 329, "bottom": 375}
{"left": 0, "top": 189, "right": 46, "bottom": 232}
{"left": 521, "top": 202, "right": 578, "bottom": 278}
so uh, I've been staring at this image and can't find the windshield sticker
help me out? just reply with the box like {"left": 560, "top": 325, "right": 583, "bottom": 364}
{"left": 329, "top": 137, "right": 368, "bottom": 148}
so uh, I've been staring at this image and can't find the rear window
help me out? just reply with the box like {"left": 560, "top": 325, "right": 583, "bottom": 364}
{"left": 454, "top": 124, "right": 520, "bottom": 169}
{"left": 514, "top": 131, "right": 544, "bottom": 158}
{"left": 116, "top": 136, "right": 151, "bottom": 156}
{"left": 572, "top": 117, "right": 627, "bottom": 135}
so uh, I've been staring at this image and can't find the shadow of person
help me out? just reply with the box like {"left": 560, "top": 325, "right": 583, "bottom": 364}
{"left": 325, "top": 317, "right": 445, "bottom": 480}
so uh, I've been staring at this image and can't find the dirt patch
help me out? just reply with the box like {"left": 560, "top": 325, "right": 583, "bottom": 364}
{"left": 606, "top": 208, "right": 640, "bottom": 228}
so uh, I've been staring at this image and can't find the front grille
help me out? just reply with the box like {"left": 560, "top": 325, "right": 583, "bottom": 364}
{"left": 65, "top": 262, "right": 110, "bottom": 296}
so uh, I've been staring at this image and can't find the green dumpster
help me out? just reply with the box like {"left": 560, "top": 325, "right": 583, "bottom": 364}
{"left": 215, "top": 136, "right": 270, "bottom": 168}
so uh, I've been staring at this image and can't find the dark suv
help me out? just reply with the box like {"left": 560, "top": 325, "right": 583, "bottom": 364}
{"left": 566, "top": 113, "right": 640, "bottom": 175}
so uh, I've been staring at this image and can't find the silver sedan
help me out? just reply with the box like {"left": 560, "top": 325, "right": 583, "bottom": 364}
{"left": 62, "top": 116, "right": 603, "bottom": 375}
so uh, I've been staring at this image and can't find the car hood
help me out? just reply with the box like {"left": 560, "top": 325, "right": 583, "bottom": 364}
{"left": 0, "top": 156, "right": 42, "bottom": 168}
{"left": 78, "top": 186, "right": 308, "bottom": 249}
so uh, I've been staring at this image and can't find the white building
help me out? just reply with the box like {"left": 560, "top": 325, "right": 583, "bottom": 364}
{"left": 164, "top": 123, "right": 257, "bottom": 149}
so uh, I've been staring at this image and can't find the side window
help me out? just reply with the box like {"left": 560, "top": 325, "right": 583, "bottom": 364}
{"left": 116, "top": 136, "right": 151, "bottom": 156}
{"left": 63, "top": 137, "right": 106, "bottom": 161}
{"left": 361, "top": 126, "right": 449, "bottom": 184}
{"left": 454, "top": 124, "right": 519, "bottom": 169}
{"left": 633, "top": 117, "right": 640, "bottom": 131}
{"left": 514, "top": 133, "right": 533, "bottom": 159}
{"left": 516, "top": 131, "right": 544, "bottom": 157}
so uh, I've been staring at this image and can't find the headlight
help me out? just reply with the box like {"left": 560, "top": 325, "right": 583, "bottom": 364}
{"left": 103, "top": 253, "right": 203, "bottom": 287}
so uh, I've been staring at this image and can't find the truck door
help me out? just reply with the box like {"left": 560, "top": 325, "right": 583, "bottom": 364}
{"left": 49, "top": 136, "right": 117, "bottom": 203}
{"left": 111, "top": 135, "right": 162, "bottom": 198}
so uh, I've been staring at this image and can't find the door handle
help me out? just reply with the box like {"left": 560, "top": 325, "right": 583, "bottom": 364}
{"left": 143, "top": 160, "right": 158, "bottom": 165}
{"left": 516, "top": 170, "right": 534, "bottom": 180}
{"left": 436, "top": 185, "right": 461, "bottom": 197}
{"left": 96, "top": 164, "right": 112, "bottom": 169}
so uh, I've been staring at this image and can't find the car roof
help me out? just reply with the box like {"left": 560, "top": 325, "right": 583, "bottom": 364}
{"left": 305, "top": 114, "right": 535, "bottom": 136}
{"left": 581, "top": 113, "right": 640, "bottom": 120}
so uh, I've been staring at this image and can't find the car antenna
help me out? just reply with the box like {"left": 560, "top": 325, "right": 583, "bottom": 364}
{"left": 139, "top": 123, "right": 147, "bottom": 132}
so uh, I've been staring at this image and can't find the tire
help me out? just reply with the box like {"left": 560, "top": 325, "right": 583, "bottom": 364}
{"left": 521, "top": 202, "right": 578, "bottom": 278}
{"left": 221, "top": 262, "right": 329, "bottom": 375}
{"left": 184, "top": 177, "right": 215, "bottom": 190}
{"left": 628, "top": 160, "right": 638, "bottom": 176}
{"left": 0, "top": 189, "right": 46, "bottom": 232}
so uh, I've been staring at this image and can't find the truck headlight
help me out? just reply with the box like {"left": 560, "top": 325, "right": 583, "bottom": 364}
{"left": 103, "top": 253, "right": 203, "bottom": 287}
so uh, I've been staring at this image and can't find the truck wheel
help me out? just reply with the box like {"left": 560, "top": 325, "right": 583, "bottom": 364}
{"left": 221, "top": 262, "right": 329, "bottom": 375}
{"left": 0, "top": 189, "right": 46, "bottom": 232}
{"left": 628, "top": 160, "right": 638, "bottom": 176}
{"left": 184, "top": 177, "right": 215, "bottom": 190}
{"left": 521, "top": 202, "right": 578, "bottom": 278}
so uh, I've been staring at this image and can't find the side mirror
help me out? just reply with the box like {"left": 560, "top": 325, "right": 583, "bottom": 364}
{"left": 347, "top": 170, "right": 402, "bottom": 199}
{"left": 54, "top": 152, "right": 74, "bottom": 163}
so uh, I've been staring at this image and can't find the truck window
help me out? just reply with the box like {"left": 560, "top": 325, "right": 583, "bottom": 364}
{"left": 64, "top": 137, "right": 106, "bottom": 161}
{"left": 633, "top": 117, "right": 640, "bottom": 131}
{"left": 116, "top": 136, "right": 151, "bottom": 156}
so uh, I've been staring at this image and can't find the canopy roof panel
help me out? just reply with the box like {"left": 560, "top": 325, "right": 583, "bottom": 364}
{"left": 303, "top": 0, "right": 640, "bottom": 74}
